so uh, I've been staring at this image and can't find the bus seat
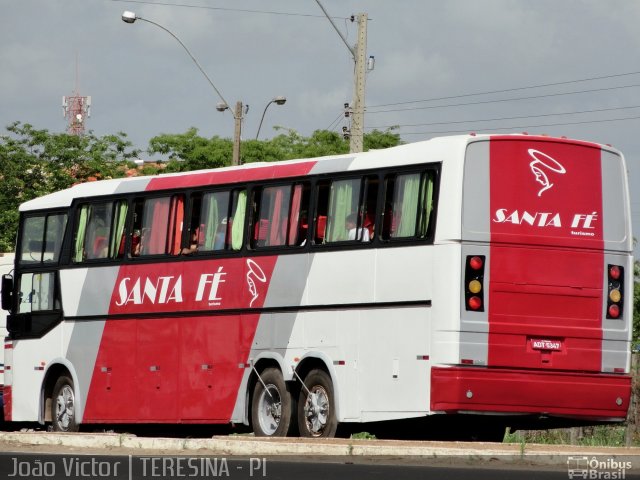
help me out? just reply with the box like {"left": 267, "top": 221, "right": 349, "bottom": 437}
{"left": 316, "top": 215, "right": 327, "bottom": 240}
{"left": 364, "top": 212, "right": 375, "bottom": 236}
{"left": 254, "top": 219, "right": 269, "bottom": 242}
{"left": 118, "top": 235, "right": 126, "bottom": 257}
{"left": 92, "top": 236, "right": 108, "bottom": 259}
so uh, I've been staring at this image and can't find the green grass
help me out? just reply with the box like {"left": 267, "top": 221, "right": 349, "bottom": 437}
{"left": 504, "top": 425, "right": 638, "bottom": 447}
{"left": 350, "top": 432, "right": 377, "bottom": 440}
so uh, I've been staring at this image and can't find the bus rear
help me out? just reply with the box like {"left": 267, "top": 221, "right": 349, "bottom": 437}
{"left": 432, "top": 135, "right": 633, "bottom": 424}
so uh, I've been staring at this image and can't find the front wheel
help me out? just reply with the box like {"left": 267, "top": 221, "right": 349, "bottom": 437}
{"left": 251, "top": 368, "right": 292, "bottom": 437}
{"left": 297, "top": 369, "right": 337, "bottom": 438}
{"left": 51, "top": 375, "right": 79, "bottom": 432}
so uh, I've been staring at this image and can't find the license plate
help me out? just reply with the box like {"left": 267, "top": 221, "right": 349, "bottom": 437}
{"left": 530, "top": 338, "right": 563, "bottom": 351}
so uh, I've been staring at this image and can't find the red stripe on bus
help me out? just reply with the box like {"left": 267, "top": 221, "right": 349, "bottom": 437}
{"left": 145, "top": 161, "right": 318, "bottom": 191}
{"left": 3, "top": 386, "right": 11, "bottom": 422}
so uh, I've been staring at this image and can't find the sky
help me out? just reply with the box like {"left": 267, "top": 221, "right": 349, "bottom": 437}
{"left": 1, "top": 0, "right": 639, "bottom": 257}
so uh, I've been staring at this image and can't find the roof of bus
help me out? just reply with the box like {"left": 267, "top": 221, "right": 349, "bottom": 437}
{"left": 19, "top": 133, "right": 618, "bottom": 212}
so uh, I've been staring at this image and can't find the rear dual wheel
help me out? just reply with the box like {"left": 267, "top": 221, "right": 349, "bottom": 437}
{"left": 251, "top": 368, "right": 293, "bottom": 437}
{"left": 297, "top": 369, "right": 337, "bottom": 438}
{"left": 250, "top": 367, "right": 338, "bottom": 438}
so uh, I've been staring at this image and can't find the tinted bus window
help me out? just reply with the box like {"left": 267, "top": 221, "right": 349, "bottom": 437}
{"left": 382, "top": 171, "right": 434, "bottom": 240}
{"left": 18, "top": 272, "right": 56, "bottom": 314}
{"left": 317, "top": 176, "right": 377, "bottom": 244}
{"left": 20, "top": 213, "right": 67, "bottom": 265}
{"left": 73, "top": 201, "right": 127, "bottom": 262}
{"left": 251, "top": 183, "right": 309, "bottom": 249}
{"left": 132, "top": 195, "right": 184, "bottom": 257}
{"left": 179, "top": 188, "right": 247, "bottom": 255}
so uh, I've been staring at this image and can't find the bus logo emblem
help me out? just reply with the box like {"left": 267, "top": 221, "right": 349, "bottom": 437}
{"left": 246, "top": 259, "right": 267, "bottom": 307}
{"left": 528, "top": 149, "right": 567, "bottom": 197}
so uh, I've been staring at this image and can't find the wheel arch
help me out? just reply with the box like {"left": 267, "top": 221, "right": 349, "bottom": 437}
{"left": 40, "top": 359, "right": 81, "bottom": 424}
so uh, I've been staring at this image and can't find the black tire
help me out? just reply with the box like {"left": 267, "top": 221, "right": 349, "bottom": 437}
{"left": 297, "top": 369, "right": 337, "bottom": 438}
{"left": 51, "top": 375, "right": 79, "bottom": 432}
{"left": 251, "top": 368, "right": 292, "bottom": 437}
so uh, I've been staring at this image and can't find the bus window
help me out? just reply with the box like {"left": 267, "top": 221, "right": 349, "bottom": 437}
{"left": 320, "top": 176, "right": 377, "bottom": 244}
{"left": 132, "top": 195, "right": 184, "bottom": 257}
{"left": 184, "top": 188, "right": 247, "bottom": 253}
{"left": 19, "top": 213, "right": 67, "bottom": 265}
{"left": 18, "top": 272, "right": 55, "bottom": 314}
{"left": 73, "top": 201, "right": 127, "bottom": 262}
{"left": 251, "top": 183, "right": 309, "bottom": 249}
{"left": 382, "top": 171, "right": 434, "bottom": 240}
{"left": 197, "top": 191, "right": 230, "bottom": 252}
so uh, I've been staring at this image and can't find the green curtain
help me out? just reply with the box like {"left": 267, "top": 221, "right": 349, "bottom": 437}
{"left": 74, "top": 205, "right": 89, "bottom": 262}
{"left": 231, "top": 190, "right": 246, "bottom": 251}
{"left": 109, "top": 201, "right": 128, "bottom": 258}
{"left": 326, "top": 179, "right": 355, "bottom": 242}
{"left": 417, "top": 174, "right": 434, "bottom": 237}
{"left": 202, "top": 193, "right": 220, "bottom": 251}
{"left": 395, "top": 174, "right": 420, "bottom": 238}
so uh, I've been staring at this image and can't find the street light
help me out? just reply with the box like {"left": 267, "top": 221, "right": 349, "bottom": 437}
{"left": 255, "top": 96, "right": 287, "bottom": 140}
{"left": 121, "top": 10, "right": 246, "bottom": 165}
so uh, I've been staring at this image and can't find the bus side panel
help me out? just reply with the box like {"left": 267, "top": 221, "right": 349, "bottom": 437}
{"left": 83, "top": 257, "right": 276, "bottom": 423}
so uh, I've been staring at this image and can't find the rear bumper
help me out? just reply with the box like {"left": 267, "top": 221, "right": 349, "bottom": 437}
{"left": 431, "top": 366, "right": 631, "bottom": 420}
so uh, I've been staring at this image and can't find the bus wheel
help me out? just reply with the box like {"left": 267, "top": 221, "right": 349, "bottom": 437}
{"left": 251, "top": 368, "right": 292, "bottom": 437}
{"left": 51, "top": 375, "right": 79, "bottom": 432}
{"left": 298, "top": 369, "right": 337, "bottom": 438}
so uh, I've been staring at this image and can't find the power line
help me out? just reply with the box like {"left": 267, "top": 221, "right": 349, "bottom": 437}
{"left": 367, "top": 70, "right": 640, "bottom": 109}
{"left": 400, "top": 115, "right": 640, "bottom": 136}
{"left": 326, "top": 111, "right": 345, "bottom": 132}
{"left": 366, "top": 104, "right": 640, "bottom": 130}
{"left": 366, "top": 83, "right": 640, "bottom": 114}
{"left": 109, "top": 0, "right": 350, "bottom": 19}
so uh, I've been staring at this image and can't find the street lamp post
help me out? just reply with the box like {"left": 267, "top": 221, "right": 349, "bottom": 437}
{"left": 122, "top": 11, "right": 247, "bottom": 165}
{"left": 216, "top": 101, "right": 245, "bottom": 166}
{"left": 256, "top": 96, "right": 287, "bottom": 140}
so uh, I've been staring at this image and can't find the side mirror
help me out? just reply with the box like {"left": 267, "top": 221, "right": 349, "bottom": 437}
{"left": 1, "top": 274, "right": 13, "bottom": 311}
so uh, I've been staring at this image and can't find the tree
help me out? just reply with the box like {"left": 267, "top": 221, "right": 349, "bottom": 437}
{"left": 148, "top": 127, "right": 402, "bottom": 167}
{"left": 0, "top": 122, "right": 141, "bottom": 251}
{"left": 364, "top": 128, "right": 402, "bottom": 151}
{"left": 148, "top": 128, "right": 231, "bottom": 172}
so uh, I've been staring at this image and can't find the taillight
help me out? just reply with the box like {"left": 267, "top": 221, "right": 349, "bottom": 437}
{"left": 606, "top": 264, "right": 624, "bottom": 319}
{"left": 465, "top": 255, "right": 485, "bottom": 312}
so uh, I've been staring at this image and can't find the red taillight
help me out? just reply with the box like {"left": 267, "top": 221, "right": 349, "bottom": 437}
{"left": 469, "top": 256, "right": 483, "bottom": 270}
{"left": 464, "top": 255, "right": 486, "bottom": 312}
{"left": 468, "top": 296, "right": 482, "bottom": 310}
{"left": 609, "top": 265, "right": 621, "bottom": 280}
{"left": 608, "top": 304, "right": 620, "bottom": 319}
{"left": 606, "top": 264, "right": 624, "bottom": 320}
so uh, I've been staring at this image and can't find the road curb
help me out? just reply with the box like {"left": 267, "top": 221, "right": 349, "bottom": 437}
{"left": 1, "top": 432, "right": 639, "bottom": 464}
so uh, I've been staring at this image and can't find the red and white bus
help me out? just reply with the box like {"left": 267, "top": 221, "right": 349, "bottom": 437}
{"left": 1, "top": 134, "right": 633, "bottom": 438}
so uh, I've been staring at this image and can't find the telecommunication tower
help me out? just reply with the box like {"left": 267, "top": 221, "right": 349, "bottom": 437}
{"left": 63, "top": 93, "right": 91, "bottom": 135}
{"left": 62, "top": 57, "right": 91, "bottom": 135}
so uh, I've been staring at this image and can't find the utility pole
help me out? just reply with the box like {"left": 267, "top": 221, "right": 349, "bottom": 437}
{"left": 232, "top": 101, "right": 243, "bottom": 166}
{"left": 350, "top": 13, "right": 368, "bottom": 153}
{"left": 314, "top": 2, "right": 369, "bottom": 153}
